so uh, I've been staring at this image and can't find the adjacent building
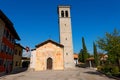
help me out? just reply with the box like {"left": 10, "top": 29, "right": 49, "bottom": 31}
{"left": 0, "top": 10, "right": 20, "bottom": 74}
{"left": 21, "top": 57, "right": 30, "bottom": 68}
{"left": 74, "top": 54, "right": 78, "bottom": 65}
{"left": 13, "top": 43, "right": 24, "bottom": 71}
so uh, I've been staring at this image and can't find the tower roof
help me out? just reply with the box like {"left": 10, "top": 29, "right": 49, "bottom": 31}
{"left": 58, "top": 5, "right": 70, "bottom": 8}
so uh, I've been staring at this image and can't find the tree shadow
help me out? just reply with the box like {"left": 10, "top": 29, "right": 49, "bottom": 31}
{"left": 76, "top": 64, "right": 89, "bottom": 68}
{"left": 84, "top": 71, "right": 120, "bottom": 80}
{"left": 11, "top": 68, "right": 28, "bottom": 74}
{"left": 84, "top": 71, "right": 104, "bottom": 76}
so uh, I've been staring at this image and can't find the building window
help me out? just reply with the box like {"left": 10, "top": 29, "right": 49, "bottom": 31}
{"left": 3, "top": 62, "right": 6, "bottom": 67}
{"left": 19, "top": 61, "right": 21, "bottom": 66}
{"left": 64, "top": 24, "right": 66, "bottom": 26}
{"left": 8, "top": 48, "right": 10, "bottom": 55}
{"left": 6, "top": 30, "right": 9, "bottom": 38}
{"left": 61, "top": 10, "right": 64, "bottom": 17}
{"left": 12, "top": 38, "right": 15, "bottom": 44}
{"left": 65, "top": 11, "right": 68, "bottom": 17}
{"left": 66, "top": 53, "right": 68, "bottom": 55}
{"left": 15, "top": 49, "right": 17, "bottom": 55}
{"left": 15, "top": 61, "right": 18, "bottom": 66}
{"left": 4, "top": 29, "right": 6, "bottom": 37}
{"left": 66, "top": 38, "right": 67, "bottom": 40}
{"left": 10, "top": 36, "right": 12, "bottom": 42}
{"left": 9, "top": 48, "right": 12, "bottom": 55}
{"left": 3, "top": 45, "right": 6, "bottom": 53}
{"left": 1, "top": 43, "right": 4, "bottom": 52}
{"left": 9, "top": 35, "right": 11, "bottom": 42}
{"left": 0, "top": 58, "right": 3, "bottom": 66}
{"left": 11, "top": 49, "right": 14, "bottom": 55}
{"left": 19, "top": 51, "right": 21, "bottom": 56}
{"left": 5, "top": 46, "right": 8, "bottom": 54}
{"left": 0, "top": 47, "right": 1, "bottom": 52}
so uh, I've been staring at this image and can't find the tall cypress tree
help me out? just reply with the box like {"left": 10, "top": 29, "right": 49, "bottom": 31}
{"left": 82, "top": 37, "right": 89, "bottom": 63}
{"left": 78, "top": 49, "right": 84, "bottom": 62}
{"left": 93, "top": 42, "right": 99, "bottom": 67}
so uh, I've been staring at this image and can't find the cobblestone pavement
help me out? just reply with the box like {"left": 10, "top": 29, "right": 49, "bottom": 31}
{"left": 0, "top": 68, "right": 116, "bottom": 80}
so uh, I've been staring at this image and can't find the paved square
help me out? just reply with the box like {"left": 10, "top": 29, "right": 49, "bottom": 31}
{"left": 0, "top": 68, "right": 116, "bottom": 80}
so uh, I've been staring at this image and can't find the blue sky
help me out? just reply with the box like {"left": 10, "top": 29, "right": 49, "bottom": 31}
{"left": 0, "top": 0, "right": 120, "bottom": 54}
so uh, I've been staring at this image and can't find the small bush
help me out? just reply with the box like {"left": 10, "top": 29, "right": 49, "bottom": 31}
{"left": 97, "top": 66, "right": 103, "bottom": 71}
{"left": 106, "top": 72, "right": 112, "bottom": 76}
{"left": 101, "top": 65, "right": 120, "bottom": 77}
{"left": 102, "top": 65, "right": 112, "bottom": 73}
{"left": 112, "top": 73, "right": 120, "bottom": 77}
{"left": 111, "top": 66, "right": 120, "bottom": 77}
{"left": 111, "top": 66, "right": 119, "bottom": 74}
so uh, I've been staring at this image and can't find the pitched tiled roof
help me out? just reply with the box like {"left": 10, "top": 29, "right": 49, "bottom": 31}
{"left": 35, "top": 39, "right": 64, "bottom": 48}
{"left": 74, "top": 54, "right": 78, "bottom": 59}
{"left": 86, "top": 57, "right": 94, "bottom": 61}
{"left": 15, "top": 43, "right": 25, "bottom": 49}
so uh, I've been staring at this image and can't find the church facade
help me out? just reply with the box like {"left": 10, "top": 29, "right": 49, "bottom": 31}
{"left": 30, "top": 40, "right": 64, "bottom": 71}
{"left": 30, "top": 5, "right": 74, "bottom": 71}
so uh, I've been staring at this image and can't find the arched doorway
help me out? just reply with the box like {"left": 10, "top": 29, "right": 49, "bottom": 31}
{"left": 47, "top": 57, "right": 52, "bottom": 70}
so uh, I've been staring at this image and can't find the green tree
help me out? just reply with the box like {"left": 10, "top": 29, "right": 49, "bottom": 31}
{"left": 78, "top": 49, "right": 84, "bottom": 62}
{"left": 97, "top": 29, "right": 120, "bottom": 67}
{"left": 82, "top": 37, "right": 89, "bottom": 63}
{"left": 93, "top": 42, "right": 99, "bottom": 67}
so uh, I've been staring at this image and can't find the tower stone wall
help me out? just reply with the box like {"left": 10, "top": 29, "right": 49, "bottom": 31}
{"left": 58, "top": 6, "right": 74, "bottom": 68}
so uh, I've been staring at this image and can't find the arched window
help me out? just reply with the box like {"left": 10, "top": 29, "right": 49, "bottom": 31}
{"left": 65, "top": 11, "right": 68, "bottom": 17}
{"left": 61, "top": 10, "right": 64, "bottom": 17}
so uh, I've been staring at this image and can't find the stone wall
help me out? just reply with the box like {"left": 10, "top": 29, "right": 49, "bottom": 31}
{"left": 30, "top": 50, "right": 36, "bottom": 69}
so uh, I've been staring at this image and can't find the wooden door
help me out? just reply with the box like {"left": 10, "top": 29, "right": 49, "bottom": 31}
{"left": 47, "top": 58, "right": 52, "bottom": 70}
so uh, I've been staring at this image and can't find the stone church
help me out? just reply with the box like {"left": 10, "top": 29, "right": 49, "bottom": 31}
{"left": 30, "top": 5, "right": 75, "bottom": 71}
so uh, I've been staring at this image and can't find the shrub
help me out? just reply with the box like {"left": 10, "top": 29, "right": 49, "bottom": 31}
{"left": 111, "top": 66, "right": 119, "bottom": 74}
{"left": 106, "top": 72, "right": 112, "bottom": 76}
{"left": 102, "top": 65, "right": 112, "bottom": 73}
{"left": 99, "top": 65, "right": 120, "bottom": 77}
{"left": 97, "top": 66, "right": 103, "bottom": 71}
{"left": 111, "top": 66, "right": 120, "bottom": 77}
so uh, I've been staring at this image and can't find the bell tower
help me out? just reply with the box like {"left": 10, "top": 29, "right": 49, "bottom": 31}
{"left": 58, "top": 5, "right": 74, "bottom": 68}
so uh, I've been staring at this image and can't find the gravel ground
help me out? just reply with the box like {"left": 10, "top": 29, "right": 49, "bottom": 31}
{"left": 0, "top": 68, "right": 116, "bottom": 80}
